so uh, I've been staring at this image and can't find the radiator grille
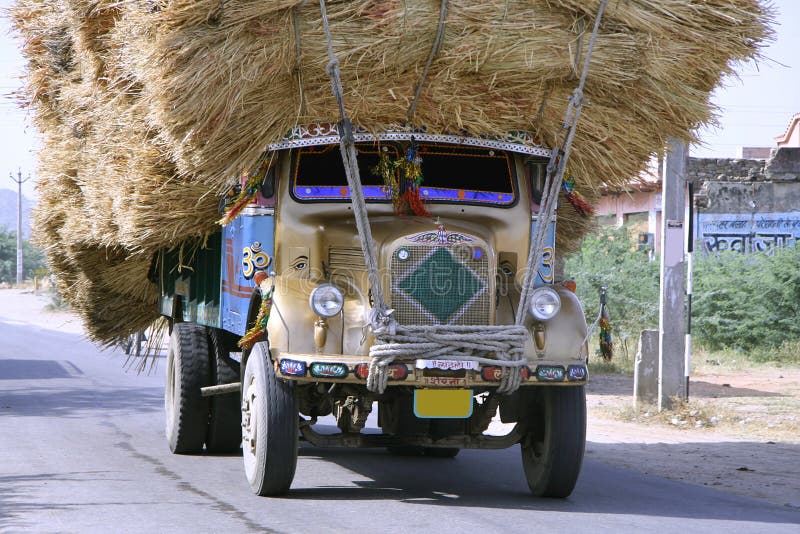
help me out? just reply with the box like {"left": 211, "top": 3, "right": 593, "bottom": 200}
{"left": 391, "top": 243, "right": 490, "bottom": 326}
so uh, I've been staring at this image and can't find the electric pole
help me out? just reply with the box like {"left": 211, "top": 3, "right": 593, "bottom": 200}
{"left": 658, "top": 139, "right": 688, "bottom": 411}
{"left": 9, "top": 169, "right": 31, "bottom": 287}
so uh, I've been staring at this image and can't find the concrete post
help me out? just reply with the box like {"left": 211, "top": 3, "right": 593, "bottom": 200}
{"left": 633, "top": 329, "right": 659, "bottom": 408}
{"left": 658, "top": 139, "right": 687, "bottom": 411}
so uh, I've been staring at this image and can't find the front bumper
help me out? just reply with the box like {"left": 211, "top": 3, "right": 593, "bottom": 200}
{"left": 273, "top": 352, "right": 588, "bottom": 388}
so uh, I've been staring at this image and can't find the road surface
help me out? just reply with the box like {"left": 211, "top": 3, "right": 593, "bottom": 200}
{"left": 1, "top": 307, "right": 799, "bottom": 533}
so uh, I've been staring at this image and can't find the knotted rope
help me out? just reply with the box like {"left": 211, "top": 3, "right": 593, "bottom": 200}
{"left": 319, "top": 0, "right": 393, "bottom": 334}
{"left": 367, "top": 325, "right": 529, "bottom": 394}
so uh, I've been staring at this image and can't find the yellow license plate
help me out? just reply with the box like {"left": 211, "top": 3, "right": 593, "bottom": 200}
{"left": 413, "top": 389, "right": 474, "bottom": 419}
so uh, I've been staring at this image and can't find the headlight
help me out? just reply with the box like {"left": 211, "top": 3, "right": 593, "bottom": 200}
{"left": 529, "top": 286, "right": 561, "bottom": 321}
{"left": 309, "top": 284, "right": 344, "bottom": 317}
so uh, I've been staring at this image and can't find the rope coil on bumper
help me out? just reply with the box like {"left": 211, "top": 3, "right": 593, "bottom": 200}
{"left": 367, "top": 325, "right": 529, "bottom": 394}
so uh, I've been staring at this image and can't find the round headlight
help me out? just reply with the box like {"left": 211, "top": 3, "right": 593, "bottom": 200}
{"left": 309, "top": 284, "right": 344, "bottom": 317}
{"left": 529, "top": 287, "right": 561, "bottom": 321}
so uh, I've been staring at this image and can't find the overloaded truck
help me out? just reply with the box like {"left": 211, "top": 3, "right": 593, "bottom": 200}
{"left": 159, "top": 125, "right": 590, "bottom": 498}
{"left": 14, "top": 0, "right": 768, "bottom": 503}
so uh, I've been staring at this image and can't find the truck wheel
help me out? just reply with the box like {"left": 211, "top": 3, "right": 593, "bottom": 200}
{"left": 206, "top": 328, "right": 242, "bottom": 453}
{"left": 241, "top": 341, "right": 298, "bottom": 496}
{"left": 165, "top": 323, "right": 211, "bottom": 454}
{"left": 520, "top": 386, "right": 586, "bottom": 498}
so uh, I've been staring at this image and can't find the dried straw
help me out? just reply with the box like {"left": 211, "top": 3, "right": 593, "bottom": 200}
{"left": 10, "top": 0, "right": 773, "bottom": 343}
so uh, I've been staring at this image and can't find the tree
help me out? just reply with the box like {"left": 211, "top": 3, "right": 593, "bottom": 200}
{"left": 564, "top": 225, "right": 660, "bottom": 359}
{"left": 0, "top": 227, "right": 47, "bottom": 283}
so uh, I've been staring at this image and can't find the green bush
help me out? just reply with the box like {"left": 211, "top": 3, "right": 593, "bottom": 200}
{"left": 564, "top": 225, "right": 659, "bottom": 360}
{"left": 0, "top": 227, "right": 46, "bottom": 283}
{"left": 692, "top": 246, "right": 800, "bottom": 354}
{"left": 565, "top": 224, "right": 800, "bottom": 365}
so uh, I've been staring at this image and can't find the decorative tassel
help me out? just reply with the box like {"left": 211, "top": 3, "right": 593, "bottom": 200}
{"left": 598, "top": 285, "right": 613, "bottom": 361}
{"left": 219, "top": 189, "right": 257, "bottom": 226}
{"left": 219, "top": 155, "right": 273, "bottom": 226}
{"left": 238, "top": 286, "right": 273, "bottom": 350}
{"left": 562, "top": 177, "right": 595, "bottom": 218}
{"left": 373, "top": 139, "right": 430, "bottom": 217}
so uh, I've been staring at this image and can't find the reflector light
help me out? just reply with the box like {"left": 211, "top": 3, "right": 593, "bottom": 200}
{"left": 567, "top": 365, "right": 587, "bottom": 381}
{"left": 481, "top": 365, "right": 530, "bottom": 381}
{"left": 279, "top": 359, "right": 306, "bottom": 377}
{"left": 354, "top": 363, "right": 408, "bottom": 381}
{"left": 309, "top": 362, "right": 348, "bottom": 378}
{"left": 481, "top": 366, "right": 502, "bottom": 382}
{"left": 561, "top": 280, "right": 577, "bottom": 293}
{"left": 535, "top": 365, "right": 565, "bottom": 382}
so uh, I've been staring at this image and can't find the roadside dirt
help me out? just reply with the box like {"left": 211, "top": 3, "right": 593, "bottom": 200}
{"left": 2, "top": 288, "right": 798, "bottom": 510}
{"left": 586, "top": 369, "right": 800, "bottom": 510}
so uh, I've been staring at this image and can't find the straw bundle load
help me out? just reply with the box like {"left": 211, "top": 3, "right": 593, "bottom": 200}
{"left": 11, "top": 0, "right": 772, "bottom": 344}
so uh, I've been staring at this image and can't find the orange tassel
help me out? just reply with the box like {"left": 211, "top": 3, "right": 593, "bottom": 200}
{"left": 219, "top": 191, "right": 256, "bottom": 226}
{"left": 401, "top": 189, "right": 430, "bottom": 217}
{"left": 566, "top": 191, "right": 595, "bottom": 217}
{"left": 238, "top": 291, "right": 273, "bottom": 350}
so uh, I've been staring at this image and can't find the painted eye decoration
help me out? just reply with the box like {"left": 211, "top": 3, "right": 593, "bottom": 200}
{"left": 397, "top": 248, "right": 410, "bottom": 261}
{"left": 291, "top": 256, "right": 308, "bottom": 270}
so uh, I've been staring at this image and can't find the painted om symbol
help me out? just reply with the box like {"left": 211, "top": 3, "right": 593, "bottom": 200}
{"left": 242, "top": 241, "right": 271, "bottom": 280}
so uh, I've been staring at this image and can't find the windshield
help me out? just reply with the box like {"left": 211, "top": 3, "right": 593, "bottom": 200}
{"left": 292, "top": 142, "right": 516, "bottom": 206}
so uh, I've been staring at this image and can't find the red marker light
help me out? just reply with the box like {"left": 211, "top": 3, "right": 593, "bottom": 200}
{"left": 355, "top": 363, "right": 408, "bottom": 381}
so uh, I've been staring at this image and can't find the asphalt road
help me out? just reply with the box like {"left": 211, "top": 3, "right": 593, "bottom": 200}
{"left": 1, "top": 318, "right": 799, "bottom": 534}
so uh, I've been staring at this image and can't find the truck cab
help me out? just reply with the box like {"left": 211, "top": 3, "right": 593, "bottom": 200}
{"left": 160, "top": 127, "right": 589, "bottom": 498}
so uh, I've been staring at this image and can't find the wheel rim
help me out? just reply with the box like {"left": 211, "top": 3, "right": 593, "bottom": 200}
{"left": 165, "top": 348, "right": 176, "bottom": 436}
{"left": 242, "top": 373, "right": 259, "bottom": 480}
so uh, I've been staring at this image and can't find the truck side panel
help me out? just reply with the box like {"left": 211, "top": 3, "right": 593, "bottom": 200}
{"left": 220, "top": 211, "right": 275, "bottom": 336}
{"left": 159, "top": 232, "right": 223, "bottom": 328}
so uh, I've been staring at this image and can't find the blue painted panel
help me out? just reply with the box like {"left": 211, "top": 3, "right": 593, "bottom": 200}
{"left": 530, "top": 218, "right": 556, "bottom": 286}
{"left": 221, "top": 214, "right": 275, "bottom": 336}
{"left": 293, "top": 184, "right": 514, "bottom": 205}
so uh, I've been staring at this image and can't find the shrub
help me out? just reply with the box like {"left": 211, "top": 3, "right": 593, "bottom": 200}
{"left": 692, "top": 246, "right": 800, "bottom": 355}
{"left": 566, "top": 224, "right": 800, "bottom": 365}
{"left": 564, "top": 225, "right": 660, "bottom": 360}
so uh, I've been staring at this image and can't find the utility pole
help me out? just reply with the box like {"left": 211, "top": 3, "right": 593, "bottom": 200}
{"left": 658, "top": 139, "right": 687, "bottom": 411}
{"left": 9, "top": 169, "right": 31, "bottom": 287}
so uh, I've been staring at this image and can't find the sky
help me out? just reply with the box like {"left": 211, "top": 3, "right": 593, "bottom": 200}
{"left": 1, "top": 0, "right": 798, "bottom": 201}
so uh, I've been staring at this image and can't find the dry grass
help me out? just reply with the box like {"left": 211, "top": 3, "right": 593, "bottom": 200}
{"left": 9, "top": 0, "right": 773, "bottom": 343}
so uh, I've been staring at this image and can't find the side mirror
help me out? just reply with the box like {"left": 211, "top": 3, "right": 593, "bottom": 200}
{"left": 259, "top": 165, "right": 276, "bottom": 198}
{"left": 526, "top": 161, "right": 546, "bottom": 209}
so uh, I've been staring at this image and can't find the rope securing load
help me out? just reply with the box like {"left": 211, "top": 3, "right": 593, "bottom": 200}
{"left": 318, "top": 0, "right": 607, "bottom": 395}
{"left": 516, "top": 0, "right": 608, "bottom": 327}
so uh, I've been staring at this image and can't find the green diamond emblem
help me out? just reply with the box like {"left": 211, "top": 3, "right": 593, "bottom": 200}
{"left": 397, "top": 248, "right": 485, "bottom": 324}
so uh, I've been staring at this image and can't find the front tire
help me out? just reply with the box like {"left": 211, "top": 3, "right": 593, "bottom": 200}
{"left": 241, "top": 341, "right": 298, "bottom": 496}
{"left": 165, "top": 323, "right": 211, "bottom": 454}
{"left": 520, "top": 386, "right": 586, "bottom": 498}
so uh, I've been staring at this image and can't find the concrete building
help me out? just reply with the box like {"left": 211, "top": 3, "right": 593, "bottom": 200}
{"left": 596, "top": 114, "right": 800, "bottom": 255}
{"left": 692, "top": 147, "right": 800, "bottom": 254}
{"left": 775, "top": 112, "right": 800, "bottom": 149}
